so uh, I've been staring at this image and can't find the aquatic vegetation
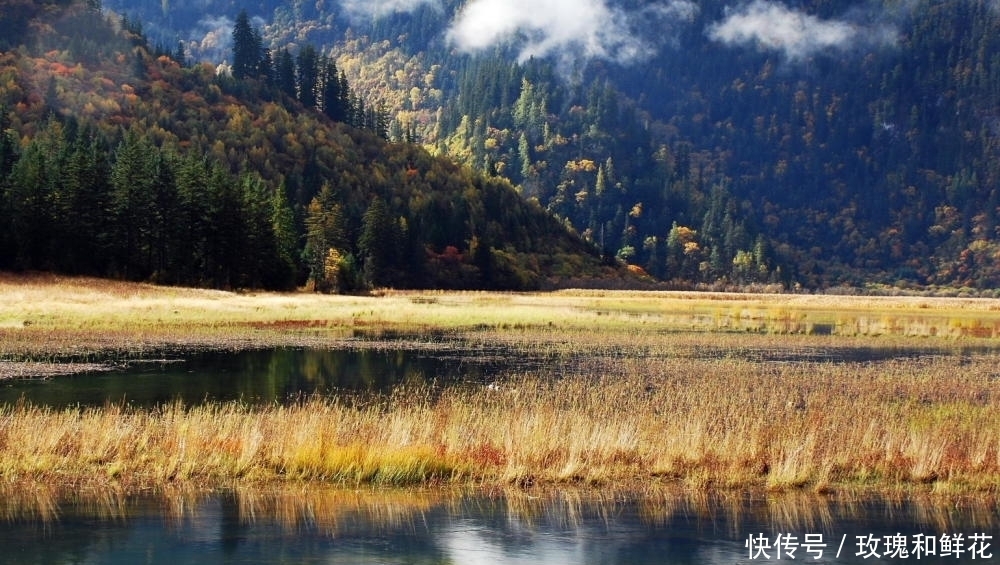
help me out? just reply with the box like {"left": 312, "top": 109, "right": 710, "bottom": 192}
{"left": 2, "top": 274, "right": 1000, "bottom": 493}
{"left": 1, "top": 352, "right": 999, "bottom": 493}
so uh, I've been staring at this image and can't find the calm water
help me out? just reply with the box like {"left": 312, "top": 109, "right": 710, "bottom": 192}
{"left": 0, "top": 346, "right": 534, "bottom": 407}
{"left": 2, "top": 343, "right": 989, "bottom": 408}
{"left": 1, "top": 489, "right": 996, "bottom": 564}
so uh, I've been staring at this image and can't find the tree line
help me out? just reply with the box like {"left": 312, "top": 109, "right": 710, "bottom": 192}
{"left": 228, "top": 9, "right": 390, "bottom": 139}
{"left": 0, "top": 114, "right": 298, "bottom": 288}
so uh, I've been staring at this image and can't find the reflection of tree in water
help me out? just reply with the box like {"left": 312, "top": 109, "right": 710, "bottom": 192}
{"left": 0, "top": 345, "right": 528, "bottom": 408}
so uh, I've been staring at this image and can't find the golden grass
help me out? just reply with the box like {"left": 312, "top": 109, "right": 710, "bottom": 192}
{"left": 4, "top": 272, "right": 1000, "bottom": 363}
{"left": 2, "top": 352, "right": 999, "bottom": 493}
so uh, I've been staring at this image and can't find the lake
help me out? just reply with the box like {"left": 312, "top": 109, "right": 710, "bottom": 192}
{"left": 1, "top": 487, "right": 995, "bottom": 564}
{"left": 0, "top": 345, "right": 544, "bottom": 407}
{"left": 1, "top": 342, "right": 987, "bottom": 408}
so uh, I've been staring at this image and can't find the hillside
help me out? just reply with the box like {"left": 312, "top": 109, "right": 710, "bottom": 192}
{"left": 0, "top": 0, "right": 614, "bottom": 291}
{"left": 97, "top": 0, "right": 1000, "bottom": 292}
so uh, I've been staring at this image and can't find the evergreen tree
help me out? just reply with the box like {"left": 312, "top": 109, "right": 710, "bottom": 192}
{"left": 148, "top": 151, "right": 179, "bottom": 281}
{"left": 274, "top": 48, "right": 296, "bottom": 100}
{"left": 295, "top": 45, "right": 319, "bottom": 109}
{"left": 175, "top": 153, "right": 213, "bottom": 283}
{"left": 269, "top": 182, "right": 298, "bottom": 289}
{"left": 358, "top": 195, "right": 393, "bottom": 288}
{"left": 7, "top": 120, "right": 65, "bottom": 270}
{"left": 320, "top": 58, "right": 344, "bottom": 122}
{"left": 206, "top": 162, "right": 243, "bottom": 288}
{"left": 303, "top": 182, "right": 348, "bottom": 292}
{"left": 109, "top": 128, "right": 156, "bottom": 279}
{"left": 238, "top": 172, "right": 278, "bottom": 288}
{"left": 60, "top": 130, "right": 112, "bottom": 274}
{"left": 0, "top": 114, "right": 16, "bottom": 269}
{"left": 231, "top": 9, "right": 261, "bottom": 80}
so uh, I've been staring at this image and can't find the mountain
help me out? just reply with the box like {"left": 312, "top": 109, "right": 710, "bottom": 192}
{"left": 90, "top": 0, "right": 1000, "bottom": 292}
{"left": 0, "top": 0, "right": 616, "bottom": 291}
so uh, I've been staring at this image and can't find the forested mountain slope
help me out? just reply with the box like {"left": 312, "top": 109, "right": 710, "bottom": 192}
{"left": 0, "top": 0, "right": 612, "bottom": 291}
{"left": 97, "top": 0, "right": 1000, "bottom": 291}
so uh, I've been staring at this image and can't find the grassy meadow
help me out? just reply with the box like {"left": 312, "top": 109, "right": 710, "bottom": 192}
{"left": 2, "top": 272, "right": 1000, "bottom": 494}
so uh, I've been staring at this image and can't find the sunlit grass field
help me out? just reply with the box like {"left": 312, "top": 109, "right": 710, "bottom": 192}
{"left": 2, "top": 272, "right": 1000, "bottom": 494}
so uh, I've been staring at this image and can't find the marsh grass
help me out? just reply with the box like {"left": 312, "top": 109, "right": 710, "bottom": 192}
{"left": 5, "top": 273, "right": 1000, "bottom": 364}
{"left": 1, "top": 352, "right": 999, "bottom": 493}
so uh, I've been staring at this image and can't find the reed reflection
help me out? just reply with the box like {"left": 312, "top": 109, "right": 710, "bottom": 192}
{"left": 2, "top": 485, "right": 997, "bottom": 565}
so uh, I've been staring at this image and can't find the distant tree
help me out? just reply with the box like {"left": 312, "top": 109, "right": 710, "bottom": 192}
{"left": 303, "top": 182, "right": 348, "bottom": 292}
{"left": 258, "top": 47, "right": 273, "bottom": 85}
{"left": 295, "top": 45, "right": 319, "bottom": 109}
{"left": 0, "top": 106, "right": 16, "bottom": 179}
{"left": 6, "top": 119, "right": 66, "bottom": 270}
{"left": 269, "top": 182, "right": 299, "bottom": 289}
{"left": 60, "top": 130, "right": 112, "bottom": 274}
{"left": 274, "top": 48, "right": 296, "bottom": 100}
{"left": 320, "top": 58, "right": 344, "bottom": 122}
{"left": 109, "top": 128, "right": 157, "bottom": 278}
{"left": 231, "top": 9, "right": 261, "bottom": 80}
{"left": 358, "top": 195, "right": 393, "bottom": 288}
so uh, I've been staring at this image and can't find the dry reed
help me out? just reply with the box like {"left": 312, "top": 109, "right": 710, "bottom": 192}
{"left": 1, "top": 352, "right": 998, "bottom": 493}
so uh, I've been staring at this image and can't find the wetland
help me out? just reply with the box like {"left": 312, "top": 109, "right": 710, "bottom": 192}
{"left": 2, "top": 273, "right": 1000, "bottom": 560}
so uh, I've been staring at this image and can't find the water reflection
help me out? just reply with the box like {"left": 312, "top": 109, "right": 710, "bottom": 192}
{"left": 0, "top": 347, "right": 529, "bottom": 407}
{"left": 1, "top": 487, "right": 996, "bottom": 564}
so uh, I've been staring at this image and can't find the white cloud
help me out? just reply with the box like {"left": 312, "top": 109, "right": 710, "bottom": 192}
{"left": 707, "top": 0, "right": 897, "bottom": 60}
{"left": 188, "top": 15, "right": 234, "bottom": 64}
{"left": 339, "top": 0, "right": 441, "bottom": 20}
{"left": 446, "top": 0, "right": 698, "bottom": 65}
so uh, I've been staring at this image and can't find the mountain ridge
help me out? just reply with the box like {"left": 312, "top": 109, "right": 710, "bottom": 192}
{"left": 0, "top": 0, "right": 618, "bottom": 291}
{"left": 5, "top": 0, "right": 1000, "bottom": 292}
{"left": 99, "top": 0, "right": 1000, "bottom": 292}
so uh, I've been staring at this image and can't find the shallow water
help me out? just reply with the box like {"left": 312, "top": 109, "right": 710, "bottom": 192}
{"left": 1, "top": 489, "right": 995, "bottom": 564}
{"left": 4, "top": 340, "right": 992, "bottom": 409}
{"left": 0, "top": 346, "right": 531, "bottom": 407}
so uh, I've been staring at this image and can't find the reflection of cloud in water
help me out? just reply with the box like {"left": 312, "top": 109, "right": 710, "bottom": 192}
{"left": 439, "top": 523, "right": 583, "bottom": 564}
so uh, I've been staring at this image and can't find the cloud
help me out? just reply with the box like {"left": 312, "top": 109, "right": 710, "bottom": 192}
{"left": 445, "top": 0, "right": 698, "bottom": 65}
{"left": 707, "top": 0, "right": 897, "bottom": 60}
{"left": 338, "top": 0, "right": 441, "bottom": 20}
{"left": 187, "top": 15, "right": 234, "bottom": 64}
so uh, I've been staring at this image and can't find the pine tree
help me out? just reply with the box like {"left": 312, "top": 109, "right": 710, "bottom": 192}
{"left": 238, "top": 172, "right": 278, "bottom": 288}
{"left": 274, "top": 48, "right": 296, "bottom": 100}
{"left": 231, "top": 9, "right": 261, "bottom": 80}
{"left": 0, "top": 112, "right": 16, "bottom": 268}
{"left": 269, "top": 182, "right": 298, "bottom": 289}
{"left": 320, "top": 58, "right": 344, "bottom": 122}
{"left": 7, "top": 120, "right": 66, "bottom": 270}
{"left": 175, "top": 154, "right": 213, "bottom": 283}
{"left": 109, "top": 128, "right": 156, "bottom": 279}
{"left": 148, "top": 151, "right": 179, "bottom": 281}
{"left": 358, "top": 195, "right": 393, "bottom": 288}
{"left": 295, "top": 45, "right": 319, "bottom": 109}
{"left": 303, "top": 182, "right": 348, "bottom": 292}
{"left": 61, "top": 130, "right": 111, "bottom": 275}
